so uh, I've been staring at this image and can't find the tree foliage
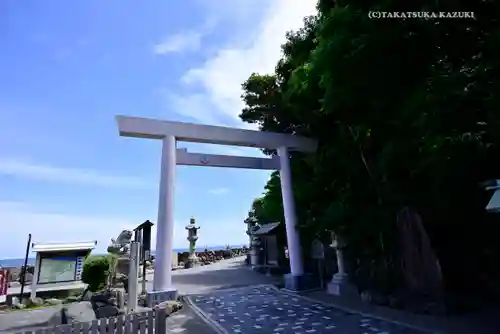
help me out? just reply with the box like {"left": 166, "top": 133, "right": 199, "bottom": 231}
{"left": 241, "top": 1, "right": 500, "bottom": 298}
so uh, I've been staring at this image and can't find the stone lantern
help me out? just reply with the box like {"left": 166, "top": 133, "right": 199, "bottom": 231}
{"left": 244, "top": 214, "right": 258, "bottom": 246}
{"left": 327, "top": 231, "right": 358, "bottom": 297}
{"left": 185, "top": 217, "right": 200, "bottom": 268}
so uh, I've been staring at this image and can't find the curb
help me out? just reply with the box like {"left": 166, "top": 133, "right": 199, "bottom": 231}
{"left": 184, "top": 296, "right": 227, "bottom": 334}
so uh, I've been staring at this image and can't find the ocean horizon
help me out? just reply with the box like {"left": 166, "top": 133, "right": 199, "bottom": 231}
{"left": 0, "top": 244, "right": 248, "bottom": 268}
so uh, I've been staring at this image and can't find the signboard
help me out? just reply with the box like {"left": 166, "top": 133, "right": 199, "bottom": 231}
{"left": 311, "top": 239, "right": 325, "bottom": 260}
{"left": 0, "top": 269, "right": 9, "bottom": 296}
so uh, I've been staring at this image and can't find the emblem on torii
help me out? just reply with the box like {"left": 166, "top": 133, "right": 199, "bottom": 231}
{"left": 200, "top": 155, "right": 209, "bottom": 165}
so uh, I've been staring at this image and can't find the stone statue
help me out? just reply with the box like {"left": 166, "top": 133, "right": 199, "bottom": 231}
{"left": 107, "top": 230, "right": 133, "bottom": 255}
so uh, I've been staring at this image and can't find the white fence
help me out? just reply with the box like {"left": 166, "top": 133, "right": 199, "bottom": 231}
{"left": 14, "top": 309, "right": 167, "bottom": 334}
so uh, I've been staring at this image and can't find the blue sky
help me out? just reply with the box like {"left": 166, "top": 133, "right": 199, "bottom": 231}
{"left": 0, "top": 0, "right": 317, "bottom": 258}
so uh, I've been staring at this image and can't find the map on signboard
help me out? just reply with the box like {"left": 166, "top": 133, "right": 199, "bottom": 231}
{"left": 38, "top": 257, "right": 77, "bottom": 283}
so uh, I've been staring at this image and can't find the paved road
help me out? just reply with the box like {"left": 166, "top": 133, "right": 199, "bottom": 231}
{"left": 188, "top": 285, "right": 429, "bottom": 334}
{"left": 146, "top": 256, "right": 279, "bottom": 295}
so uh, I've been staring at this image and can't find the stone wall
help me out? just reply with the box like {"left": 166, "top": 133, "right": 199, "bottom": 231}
{"left": 175, "top": 247, "right": 247, "bottom": 268}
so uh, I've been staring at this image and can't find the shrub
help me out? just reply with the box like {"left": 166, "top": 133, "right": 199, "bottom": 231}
{"left": 81, "top": 255, "right": 110, "bottom": 292}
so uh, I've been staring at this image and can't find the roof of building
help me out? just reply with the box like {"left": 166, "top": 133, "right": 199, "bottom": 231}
{"left": 133, "top": 220, "right": 154, "bottom": 231}
{"left": 31, "top": 240, "right": 97, "bottom": 253}
{"left": 185, "top": 224, "right": 200, "bottom": 229}
{"left": 252, "top": 222, "right": 281, "bottom": 236}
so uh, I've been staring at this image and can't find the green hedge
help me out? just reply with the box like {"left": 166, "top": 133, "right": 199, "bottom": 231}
{"left": 81, "top": 255, "right": 110, "bottom": 292}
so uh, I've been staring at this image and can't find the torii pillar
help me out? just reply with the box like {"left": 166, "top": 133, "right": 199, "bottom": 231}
{"left": 116, "top": 116, "right": 317, "bottom": 305}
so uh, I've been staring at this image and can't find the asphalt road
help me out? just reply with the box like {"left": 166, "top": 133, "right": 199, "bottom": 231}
{"left": 145, "top": 256, "right": 279, "bottom": 295}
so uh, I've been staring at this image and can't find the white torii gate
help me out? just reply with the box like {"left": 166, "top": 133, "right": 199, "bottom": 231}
{"left": 116, "top": 116, "right": 317, "bottom": 304}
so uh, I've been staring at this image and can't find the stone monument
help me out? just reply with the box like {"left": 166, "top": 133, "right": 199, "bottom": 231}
{"left": 185, "top": 217, "right": 200, "bottom": 268}
{"left": 107, "top": 230, "right": 133, "bottom": 289}
{"left": 88, "top": 230, "right": 132, "bottom": 319}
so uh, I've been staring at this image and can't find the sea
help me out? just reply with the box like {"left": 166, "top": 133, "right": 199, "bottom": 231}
{"left": 0, "top": 244, "right": 247, "bottom": 268}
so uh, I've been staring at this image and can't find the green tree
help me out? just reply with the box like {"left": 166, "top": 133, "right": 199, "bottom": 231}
{"left": 241, "top": 0, "right": 500, "bottom": 299}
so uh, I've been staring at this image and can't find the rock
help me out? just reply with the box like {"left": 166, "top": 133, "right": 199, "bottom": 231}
{"left": 153, "top": 300, "right": 183, "bottom": 316}
{"left": 81, "top": 289, "right": 93, "bottom": 301}
{"left": 90, "top": 291, "right": 122, "bottom": 319}
{"left": 11, "top": 296, "right": 25, "bottom": 309}
{"left": 47, "top": 302, "right": 96, "bottom": 325}
{"left": 95, "top": 305, "right": 121, "bottom": 318}
{"left": 27, "top": 296, "right": 44, "bottom": 307}
{"left": 64, "top": 296, "right": 80, "bottom": 304}
{"left": 46, "top": 298, "right": 63, "bottom": 306}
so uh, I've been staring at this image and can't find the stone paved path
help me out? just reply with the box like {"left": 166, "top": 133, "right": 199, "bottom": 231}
{"left": 188, "top": 285, "right": 431, "bottom": 334}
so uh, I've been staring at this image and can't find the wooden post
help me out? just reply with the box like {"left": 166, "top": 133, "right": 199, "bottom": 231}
{"left": 128, "top": 242, "right": 140, "bottom": 312}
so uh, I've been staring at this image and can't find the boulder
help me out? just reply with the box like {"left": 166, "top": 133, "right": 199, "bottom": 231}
{"left": 90, "top": 291, "right": 123, "bottom": 319}
{"left": 64, "top": 296, "right": 81, "bottom": 304}
{"left": 95, "top": 305, "right": 121, "bottom": 319}
{"left": 47, "top": 302, "right": 96, "bottom": 325}
{"left": 46, "top": 298, "right": 63, "bottom": 306}
{"left": 81, "top": 288, "right": 93, "bottom": 301}
{"left": 27, "top": 296, "right": 44, "bottom": 307}
{"left": 11, "top": 296, "right": 25, "bottom": 309}
{"left": 153, "top": 300, "right": 183, "bottom": 316}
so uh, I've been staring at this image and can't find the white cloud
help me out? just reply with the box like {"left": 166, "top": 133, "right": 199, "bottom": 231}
{"left": 208, "top": 187, "right": 229, "bottom": 195}
{"left": 153, "top": 31, "right": 203, "bottom": 55}
{"left": 165, "top": 92, "right": 222, "bottom": 125}
{"left": 0, "top": 201, "right": 139, "bottom": 258}
{"left": 0, "top": 159, "right": 151, "bottom": 188}
{"left": 166, "top": 0, "right": 318, "bottom": 126}
{"left": 0, "top": 202, "right": 249, "bottom": 259}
